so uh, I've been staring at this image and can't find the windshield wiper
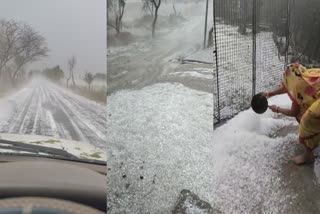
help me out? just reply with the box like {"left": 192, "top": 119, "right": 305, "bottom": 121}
{"left": 0, "top": 139, "right": 78, "bottom": 159}
{"left": 0, "top": 139, "right": 106, "bottom": 165}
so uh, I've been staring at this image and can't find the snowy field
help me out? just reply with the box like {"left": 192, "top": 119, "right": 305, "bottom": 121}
{"left": 123, "top": 0, "right": 208, "bottom": 21}
{"left": 60, "top": 78, "right": 106, "bottom": 91}
{"left": 212, "top": 95, "right": 320, "bottom": 213}
{"left": 107, "top": 1, "right": 214, "bottom": 94}
{"left": 107, "top": 83, "right": 213, "bottom": 213}
{"left": 169, "top": 67, "right": 213, "bottom": 80}
{"left": 0, "top": 77, "right": 106, "bottom": 149}
{"left": 212, "top": 95, "right": 294, "bottom": 213}
{"left": 107, "top": 82, "right": 320, "bottom": 213}
{"left": 106, "top": 1, "right": 305, "bottom": 213}
{"left": 106, "top": 0, "right": 320, "bottom": 212}
{"left": 107, "top": 2, "right": 216, "bottom": 211}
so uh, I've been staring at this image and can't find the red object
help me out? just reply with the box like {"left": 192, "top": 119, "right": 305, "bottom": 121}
{"left": 299, "top": 136, "right": 304, "bottom": 144}
{"left": 304, "top": 86, "right": 316, "bottom": 96}
{"left": 309, "top": 77, "right": 319, "bottom": 82}
{"left": 285, "top": 68, "right": 290, "bottom": 76}
{"left": 282, "top": 82, "right": 299, "bottom": 106}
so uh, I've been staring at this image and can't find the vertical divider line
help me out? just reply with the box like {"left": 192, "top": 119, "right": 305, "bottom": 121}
{"left": 285, "top": 0, "right": 291, "bottom": 67}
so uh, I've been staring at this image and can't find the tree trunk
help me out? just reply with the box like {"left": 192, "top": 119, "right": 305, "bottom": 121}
{"left": 119, "top": 1, "right": 125, "bottom": 31}
{"left": 151, "top": 4, "right": 154, "bottom": 16}
{"left": 115, "top": 15, "right": 120, "bottom": 35}
{"left": 71, "top": 71, "right": 75, "bottom": 87}
{"left": 67, "top": 70, "right": 71, "bottom": 88}
{"left": 238, "top": 0, "right": 247, "bottom": 35}
{"left": 152, "top": 7, "right": 159, "bottom": 38}
{"left": 12, "top": 62, "right": 26, "bottom": 81}
{"left": 6, "top": 70, "right": 15, "bottom": 88}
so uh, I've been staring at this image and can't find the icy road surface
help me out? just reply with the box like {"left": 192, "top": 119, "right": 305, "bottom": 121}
{"left": 0, "top": 78, "right": 106, "bottom": 149}
{"left": 107, "top": 83, "right": 214, "bottom": 213}
{"left": 107, "top": 1, "right": 213, "bottom": 95}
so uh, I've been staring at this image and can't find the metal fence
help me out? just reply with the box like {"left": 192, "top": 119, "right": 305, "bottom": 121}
{"left": 213, "top": 0, "right": 292, "bottom": 124}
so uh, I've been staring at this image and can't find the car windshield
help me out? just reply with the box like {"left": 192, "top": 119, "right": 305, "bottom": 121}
{"left": 0, "top": 1, "right": 106, "bottom": 163}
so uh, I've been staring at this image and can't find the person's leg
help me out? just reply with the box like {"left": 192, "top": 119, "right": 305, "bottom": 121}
{"left": 296, "top": 102, "right": 320, "bottom": 165}
{"left": 291, "top": 144, "right": 314, "bottom": 165}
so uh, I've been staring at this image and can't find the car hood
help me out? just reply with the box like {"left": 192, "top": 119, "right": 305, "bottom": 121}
{"left": 0, "top": 134, "right": 106, "bottom": 162}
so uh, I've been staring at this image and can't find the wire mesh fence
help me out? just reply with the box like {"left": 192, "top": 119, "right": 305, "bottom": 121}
{"left": 213, "top": 0, "right": 254, "bottom": 124}
{"left": 255, "top": 0, "right": 288, "bottom": 93}
{"left": 213, "top": 0, "right": 295, "bottom": 124}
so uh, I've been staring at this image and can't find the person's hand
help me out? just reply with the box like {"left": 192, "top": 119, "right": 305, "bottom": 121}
{"left": 269, "top": 105, "right": 279, "bottom": 113}
{"left": 261, "top": 92, "right": 270, "bottom": 98}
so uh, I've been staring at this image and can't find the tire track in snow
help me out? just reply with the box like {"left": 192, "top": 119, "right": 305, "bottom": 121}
{"left": 25, "top": 86, "right": 41, "bottom": 134}
{"left": 47, "top": 88, "right": 89, "bottom": 143}
{"left": 7, "top": 88, "right": 35, "bottom": 134}
{"left": 0, "top": 79, "right": 106, "bottom": 149}
{"left": 55, "top": 87, "right": 106, "bottom": 127}
{"left": 48, "top": 86, "right": 105, "bottom": 148}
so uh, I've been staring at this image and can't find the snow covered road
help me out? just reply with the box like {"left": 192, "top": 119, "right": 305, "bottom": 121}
{"left": 0, "top": 78, "right": 106, "bottom": 149}
{"left": 107, "top": 1, "right": 213, "bottom": 95}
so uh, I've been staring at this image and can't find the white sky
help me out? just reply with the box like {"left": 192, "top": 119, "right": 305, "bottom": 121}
{"left": 0, "top": 0, "right": 106, "bottom": 77}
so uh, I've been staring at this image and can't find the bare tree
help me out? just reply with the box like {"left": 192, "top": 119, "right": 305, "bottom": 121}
{"left": 67, "top": 56, "right": 76, "bottom": 88}
{"left": 143, "top": 0, "right": 161, "bottom": 38}
{"left": 142, "top": 0, "right": 154, "bottom": 16}
{"left": 0, "top": 20, "right": 20, "bottom": 75}
{"left": 0, "top": 19, "right": 49, "bottom": 84}
{"left": 107, "top": 0, "right": 126, "bottom": 34}
{"left": 172, "top": 0, "right": 177, "bottom": 16}
{"left": 84, "top": 72, "right": 94, "bottom": 90}
{"left": 152, "top": 0, "right": 161, "bottom": 38}
{"left": 11, "top": 24, "right": 48, "bottom": 83}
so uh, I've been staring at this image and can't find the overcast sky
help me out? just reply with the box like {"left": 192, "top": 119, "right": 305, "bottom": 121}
{"left": 0, "top": 0, "right": 106, "bottom": 77}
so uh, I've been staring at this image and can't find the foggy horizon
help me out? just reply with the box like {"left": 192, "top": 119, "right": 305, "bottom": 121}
{"left": 0, "top": 0, "right": 106, "bottom": 77}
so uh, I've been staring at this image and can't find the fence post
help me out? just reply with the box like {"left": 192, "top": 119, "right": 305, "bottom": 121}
{"left": 203, "top": 0, "right": 209, "bottom": 49}
{"left": 213, "top": 0, "right": 220, "bottom": 123}
{"left": 252, "top": 0, "right": 257, "bottom": 96}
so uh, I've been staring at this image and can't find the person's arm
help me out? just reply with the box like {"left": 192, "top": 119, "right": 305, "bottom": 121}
{"left": 269, "top": 102, "right": 300, "bottom": 117}
{"left": 262, "top": 85, "right": 286, "bottom": 98}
